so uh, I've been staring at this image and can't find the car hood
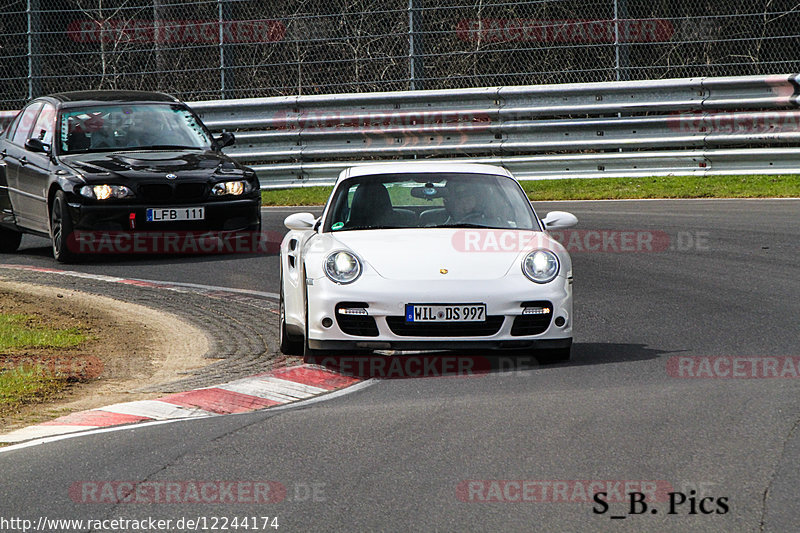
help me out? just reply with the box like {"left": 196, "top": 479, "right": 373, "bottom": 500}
{"left": 61, "top": 150, "right": 241, "bottom": 181}
{"left": 319, "top": 228, "right": 555, "bottom": 281}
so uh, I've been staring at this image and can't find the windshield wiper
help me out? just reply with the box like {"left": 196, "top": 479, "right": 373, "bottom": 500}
{"left": 65, "top": 145, "right": 200, "bottom": 154}
{"left": 129, "top": 145, "right": 199, "bottom": 151}
{"left": 427, "top": 223, "right": 500, "bottom": 229}
{"left": 335, "top": 225, "right": 404, "bottom": 231}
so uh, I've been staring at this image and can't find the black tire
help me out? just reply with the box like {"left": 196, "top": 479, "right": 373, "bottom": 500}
{"left": 297, "top": 265, "right": 368, "bottom": 360}
{"left": 278, "top": 272, "right": 303, "bottom": 356}
{"left": 0, "top": 226, "right": 22, "bottom": 253}
{"left": 302, "top": 286, "right": 322, "bottom": 358}
{"left": 301, "top": 265, "right": 335, "bottom": 359}
{"left": 50, "top": 190, "right": 77, "bottom": 263}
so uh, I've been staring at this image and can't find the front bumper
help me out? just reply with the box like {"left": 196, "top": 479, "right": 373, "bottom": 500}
{"left": 68, "top": 197, "right": 261, "bottom": 232}
{"left": 305, "top": 274, "right": 572, "bottom": 351}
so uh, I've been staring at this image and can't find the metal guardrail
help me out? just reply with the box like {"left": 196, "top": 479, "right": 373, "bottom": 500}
{"left": 4, "top": 75, "right": 799, "bottom": 188}
{"left": 188, "top": 74, "right": 800, "bottom": 188}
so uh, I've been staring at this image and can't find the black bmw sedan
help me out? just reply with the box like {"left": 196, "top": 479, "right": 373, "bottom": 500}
{"left": 0, "top": 90, "right": 261, "bottom": 262}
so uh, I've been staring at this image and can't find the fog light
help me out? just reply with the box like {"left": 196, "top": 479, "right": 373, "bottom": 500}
{"left": 321, "top": 317, "right": 333, "bottom": 328}
{"left": 338, "top": 308, "right": 368, "bottom": 315}
{"left": 555, "top": 316, "right": 566, "bottom": 327}
{"left": 523, "top": 306, "right": 551, "bottom": 315}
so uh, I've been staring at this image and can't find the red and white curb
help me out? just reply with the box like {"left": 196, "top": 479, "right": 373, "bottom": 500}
{"left": 0, "top": 365, "right": 362, "bottom": 444}
{"left": 0, "top": 264, "right": 280, "bottom": 299}
{"left": 0, "top": 264, "right": 365, "bottom": 445}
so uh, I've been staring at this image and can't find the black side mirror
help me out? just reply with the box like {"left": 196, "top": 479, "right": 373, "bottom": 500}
{"left": 25, "top": 137, "right": 51, "bottom": 154}
{"left": 213, "top": 132, "right": 235, "bottom": 150}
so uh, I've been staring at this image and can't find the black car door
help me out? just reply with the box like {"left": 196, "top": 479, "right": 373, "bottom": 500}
{"left": 0, "top": 112, "right": 24, "bottom": 220}
{"left": 16, "top": 102, "right": 56, "bottom": 233}
{"left": 4, "top": 101, "right": 44, "bottom": 231}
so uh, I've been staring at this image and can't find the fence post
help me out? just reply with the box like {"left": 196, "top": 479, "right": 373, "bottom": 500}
{"left": 409, "top": 0, "right": 424, "bottom": 90}
{"left": 219, "top": 0, "right": 235, "bottom": 99}
{"left": 154, "top": 0, "right": 163, "bottom": 90}
{"left": 27, "top": 0, "right": 41, "bottom": 98}
{"left": 614, "top": 0, "right": 630, "bottom": 82}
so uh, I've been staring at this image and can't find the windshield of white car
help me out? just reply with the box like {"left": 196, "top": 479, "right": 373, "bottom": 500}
{"left": 58, "top": 104, "right": 212, "bottom": 154}
{"left": 324, "top": 173, "right": 539, "bottom": 232}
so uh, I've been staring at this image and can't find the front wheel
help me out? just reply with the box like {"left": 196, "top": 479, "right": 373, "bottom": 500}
{"left": 301, "top": 268, "right": 337, "bottom": 359}
{"left": 278, "top": 274, "right": 303, "bottom": 356}
{"left": 50, "top": 190, "right": 77, "bottom": 263}
{"left": 0, "top": 226, "right": 22, "bottom": 253}
{"left": 302, "top": 300, "right": 325, "bottom": 358}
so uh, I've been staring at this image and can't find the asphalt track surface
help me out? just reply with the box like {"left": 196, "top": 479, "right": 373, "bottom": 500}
{"left": 0, "top": 199, "right": 798, "bottom": 532}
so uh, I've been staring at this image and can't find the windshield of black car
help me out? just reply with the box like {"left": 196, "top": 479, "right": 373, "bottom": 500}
{"left": 323, "top": 173, "right": 540, "bottom": 232}
{"left": 58, "top": 104, "right": 212, "bottom": 154}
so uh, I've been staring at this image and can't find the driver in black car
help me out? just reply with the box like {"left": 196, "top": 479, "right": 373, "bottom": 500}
{"left": 124, "top": 109, "right": 174, "bottom": 148}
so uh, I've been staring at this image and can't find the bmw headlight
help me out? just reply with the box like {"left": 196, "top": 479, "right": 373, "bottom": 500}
{"left": 324, "top": 251, "right": 362, "bottom": 284}
{"left": 211, "top": 180, "right": 250, "bottom": 196}
{"left": 79, "top": 184, "right": 134, "bottom": 200}
{"left": 522, "top": 250, "right": 560, "bottom": 283}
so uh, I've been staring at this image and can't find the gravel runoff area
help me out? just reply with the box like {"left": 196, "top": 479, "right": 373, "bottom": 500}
{"left": 0, "top": 267, "right": 288, "bottom": 398}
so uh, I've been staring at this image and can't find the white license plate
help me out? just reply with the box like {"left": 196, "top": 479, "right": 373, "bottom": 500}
{"left": 146, "top": 207, "right": 205, "bottom": 222}
{"left": 405, "top": 304, "right": 486, "bottom": 322}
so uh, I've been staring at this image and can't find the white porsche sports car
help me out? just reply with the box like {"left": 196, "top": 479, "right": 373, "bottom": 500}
{"left": 278, "top": 163, "right": 578, "bottom": 361}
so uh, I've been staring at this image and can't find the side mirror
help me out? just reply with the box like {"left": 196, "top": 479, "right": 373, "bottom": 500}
{"left": 25, "top": 137, "right": 50, "bottom": 154}
{"left": 213, "top": 132, "right": 235, "bottom": 150}
{"left": 284, "top": 212, "right": 317, "bottom": 231}
{"left": 541, "top": 211, "right": 578, "bottom": 230}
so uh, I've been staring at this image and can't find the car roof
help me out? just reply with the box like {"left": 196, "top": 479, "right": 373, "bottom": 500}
{"left": 44, "top": 90, "right": 181, "bottom": 108}
{"left": 336, "top": 162, "right": 514, "bottom": 183}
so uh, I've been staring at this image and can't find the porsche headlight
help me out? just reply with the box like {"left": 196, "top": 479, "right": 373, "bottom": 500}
{"left": 211, "top": 180, "right": 249, "bottom": 196}
{"left": 522, "top": 250, "right": 560, "bottom": 283}
{"left": 324, "top": 251, "right": 362, "bottom": 284}
{"left": 79, "top": 184, "right": 134, "bottom": 200}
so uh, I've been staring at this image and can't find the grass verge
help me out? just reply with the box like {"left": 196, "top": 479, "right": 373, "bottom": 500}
{"left": 0, "top": 365, "right": 66, "bottom": 412}
{"left": 0, "top": 314, "right": 88, "bottom": 413}
{"left": 261, "top": 174, "right": 800, "bottom": 206}
{"left": 0, "top": 314, "right": 87, "bottom": 350}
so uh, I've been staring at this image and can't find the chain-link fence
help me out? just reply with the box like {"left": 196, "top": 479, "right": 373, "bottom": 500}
{"left": 1, "top": 0, "right": 799, "bottom": 108}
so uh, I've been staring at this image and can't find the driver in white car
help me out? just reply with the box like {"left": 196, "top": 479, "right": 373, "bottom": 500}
{"left": 443, "top": 181, "right": 496, "bottom": 225}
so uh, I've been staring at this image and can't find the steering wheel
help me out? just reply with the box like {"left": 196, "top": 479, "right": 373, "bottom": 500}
{"left": 455, "top": 211, "right": 487, "bottom": 224}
